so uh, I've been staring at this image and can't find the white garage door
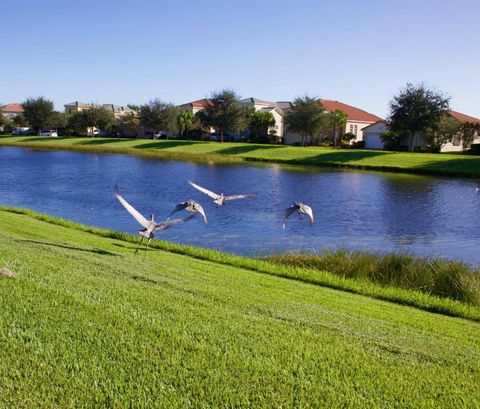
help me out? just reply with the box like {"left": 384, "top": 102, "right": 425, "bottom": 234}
{"left": 364, "top": 133, "right": 384, "bottom": 150}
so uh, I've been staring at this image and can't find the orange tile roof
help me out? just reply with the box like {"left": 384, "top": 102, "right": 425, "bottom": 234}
{"left": 446, "top": 109, "right": 480, "bottom": 124}
{"left": 318, "top": 99, "right": 382, "bottom": 122}
{"left": 1, "top": 103, "right": 24, "bottom": 113}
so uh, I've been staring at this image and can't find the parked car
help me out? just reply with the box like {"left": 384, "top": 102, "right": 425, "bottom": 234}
{"left": 153, "top": 131, "right": 167, "bottom": 140}
{"left": 12, "top": 127, "right": 32, "bottom": 135}
{"left": 40, "top": 130, "right": 58, "bottom": 137}
{"left": 88, "top": 130, "right": 100, "bottom": 137}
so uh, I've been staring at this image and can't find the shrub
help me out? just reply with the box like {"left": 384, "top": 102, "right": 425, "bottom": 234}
{"left": 266, "top": 250, "right": 480, "bottom": 305}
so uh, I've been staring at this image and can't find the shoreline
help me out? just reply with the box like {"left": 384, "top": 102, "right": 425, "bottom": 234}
{"left": 1, "top": 136, "right": 480, "bottom": 178}
{"left": 1, "top": 205, "right": 479, "bottom": 322}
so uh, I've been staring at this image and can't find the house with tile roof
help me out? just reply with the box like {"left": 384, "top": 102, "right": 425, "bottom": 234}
{"left": 239, "top": 98, "right": 285, "bottom": 142}
{"left": 283, "top": 99, "right": 382, "bottom": 145}
{"left": 1, "top": 103, "right": 24, "bottom": 119}
{"left": 363, "top": 109, "right": 480, "bottom": 152}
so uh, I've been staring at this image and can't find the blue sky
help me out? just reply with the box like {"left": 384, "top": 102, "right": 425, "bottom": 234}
{"left": 1, "top": 0, "right": 479, "bottom": 118}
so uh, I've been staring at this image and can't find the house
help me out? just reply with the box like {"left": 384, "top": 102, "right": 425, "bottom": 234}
{"left": 180, "top": 97, "right": 286, "bottom": 141}
{"left": 179, "top": 98, "right": 211, "bottom": 115}
{"left": 239, "top": 98, "right": 285, "bottom": 142}
{"left": 64, "top": 101, "right": 136, "bottom": 136}
{"left": 1, "top": 103, "right": 24, "bottom": 119}
{"left": 64, "top": 101, "right": 134, "bottom": 118}
{"left": 283, "top": 99, "right": 382, "bottom": 145}
{"left": 363, "top": 110, "right": 480, "bottom": 152}
{"left": 362, "top": 121, "right": 389, "bottom": 150}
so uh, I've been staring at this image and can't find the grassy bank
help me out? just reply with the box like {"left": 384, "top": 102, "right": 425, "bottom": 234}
{"left": 1, "top": 135, "right": 480, "bottom": 177}
{"left": 1, "top": 208, "right": 480, "bottom": 407}
{"left": 2, "top": 205, "right": 480, "bottom": 322}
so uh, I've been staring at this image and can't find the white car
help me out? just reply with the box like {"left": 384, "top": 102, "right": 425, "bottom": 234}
{"left": 40, "top": 130, "right": 58, "bottom": 137}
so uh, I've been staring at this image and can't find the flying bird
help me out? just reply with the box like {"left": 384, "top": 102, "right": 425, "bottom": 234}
{"left": 114, "top": 186, "right": 194, "bottom": 253}
{"left": 283, "top": 202, "right": 314, "bottom": 228}
{"left": 169, "top": 199, "right": 208, "bottom": 224}
{"left": 188, "top": 181, "right": 255, "bottom": 206}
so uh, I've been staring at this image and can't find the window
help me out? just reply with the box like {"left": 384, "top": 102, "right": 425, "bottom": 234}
{"left": 349, "top": 124, "right": 354, "bottom": 133}
{"left": 354, "top": 125, "right": 358, "bottom": 135}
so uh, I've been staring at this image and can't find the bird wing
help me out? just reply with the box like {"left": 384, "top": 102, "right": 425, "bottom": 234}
{"left": 282, "top": 205, "right": 296, "bottom": 227}
{"left": 189, "top": 181, "right": 220, "bottom": 199}
{"left": 114, "top": 186, "right": 149, "bottom": 228}
{"left": 224, "top": 193, "right": 256, "bottom": 201}
{"left": 168, "top": 202, "right": 188, "bottom": 218}
{"left": 194, "top": 202, "right": 208, "bottom": 224}
{"left": 153, "top": 214, "right": 195, "bottom": 232}
{"left": 302, "top": 204, "right": 315, "bottom": 225}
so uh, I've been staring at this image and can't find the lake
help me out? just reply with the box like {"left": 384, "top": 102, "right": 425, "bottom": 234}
{"left": 1, "top": 146, "right": 479, "bottom": 265}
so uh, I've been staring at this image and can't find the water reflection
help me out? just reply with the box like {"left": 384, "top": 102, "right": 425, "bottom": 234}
{"left": 0, "top": 146, "right": 479, "bottom": 265}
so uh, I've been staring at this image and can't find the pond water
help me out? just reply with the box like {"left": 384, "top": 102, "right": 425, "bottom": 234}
{"left": 1, "top": 146, "right": 479, "bottom": 265}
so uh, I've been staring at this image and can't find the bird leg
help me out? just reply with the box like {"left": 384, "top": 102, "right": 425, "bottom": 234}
{"left": 134, "top": 237, "right": 144, "bottom": 254}
{"left": 145, "top": 239, "right": 151, "bottom": 253}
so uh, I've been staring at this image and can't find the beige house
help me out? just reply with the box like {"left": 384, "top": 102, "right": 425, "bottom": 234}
{"left": 363, "top": 110, "right": 480, "bottom": 152}
{"left": 284, "top": 99, "right": 382, "bottom": 145}
{"left": 64, "top": 101, "right": 134, "bottom": 118}
{"left": 239, "top": 98, "right": 285, "bottom": 142}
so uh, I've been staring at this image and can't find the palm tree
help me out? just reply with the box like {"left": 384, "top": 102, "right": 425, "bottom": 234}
{"left": 177, "top": 109, "right": 194, "bottom": 137}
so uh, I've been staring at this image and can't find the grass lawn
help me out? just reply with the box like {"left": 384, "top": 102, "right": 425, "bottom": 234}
{"left": 1, "top": 135, "right": 480, "bottom": 178}
{"left": 1, "top": 208, "right": 480, "bottom": 407}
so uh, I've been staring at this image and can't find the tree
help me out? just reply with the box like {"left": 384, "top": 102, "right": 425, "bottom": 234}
{"left": 127, "top": 104, "right": 141, "bottom": 112}
{"left": 0, "top": 112, "right": 8, "bottom": 127}
{"left": 177, "top": 109, "right": 195, "bottom": 137}
{"left": 21, "top": 97, "right": 55, "bottom": 134}
{"left": 285, "top": 96, "right": 326, "bottom": 146}
{"left": 12, "top": 114, "right": 29, "bottom": 127}
{"left": 82, "top": 106, "right": 116, "bottom": 135}
{"left": 140, "top": 99, "right": 179, "bottom": 135}
{"left": 121, "top": 112, "right": 141, "bottom": 137}
{"left": 197, "top": 89, "right": 245, "bottom": 142}
{"left": 460, "top": 122, "right": 480, "bottom": 151}
{"left": 330, "top": 109, "right": 347, "bottom": 147}
{"left": 248, "top": 110, "right": 276, "bottom": 139}
{"left": 49, "top": 111, "right": 68, "bottom": 130}
{"left": 388, "top": 83, "right": 450, "bottom": 152}
{"left": 380, "top": 130, "right": 402, "bottom": 151}
{"left": 425, "top": 114, "right": 462, "bottom": 152}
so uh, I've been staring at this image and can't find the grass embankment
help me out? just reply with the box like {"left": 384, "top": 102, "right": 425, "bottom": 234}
{"left": 1, "top": 135, "right": 480, "bottom": 178}
{"left": 1, "top": 208, "right": 480, "bottom": 407}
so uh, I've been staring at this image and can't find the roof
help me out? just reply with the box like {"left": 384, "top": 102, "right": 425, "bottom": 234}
{"left": 318, "top": 99, "right": 382, "bottom": 122}
{"left": 1, "top": 103, "right": 24, "bottom": 113}
{"left": 180, "top": 98, "right": 211, "bottom": 109}
{"left": 276, "top": 101, "right": 293, "bottom": 110}
{"left": 102, "top": 104, "right": 134, "bottom": 113}
{"left": 446, "top": 109, "right": 480, "bottom": 124}
{"left": 240, "top": 97, "right": 276, "bottom": 106}
{"left": 64, "top": 101, "right": 90, "bottom": 107}
{"left": 361, "top": 120, "right": 388, "bottom": 132}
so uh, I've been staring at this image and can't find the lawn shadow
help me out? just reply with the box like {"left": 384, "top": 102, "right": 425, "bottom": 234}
{"left": 15, "top": 137, "right": 71, "bottom": 143}
{"left": 215, "top": 144, "right": 285, "bottom": 156}
{"left": 17, "top": 239, "right": 120, "bottom": 256}
{"left": 75, "top": 138, "right": 133, "bottom": 146}
{"left": 297, "top": 150, "right": 391, "bottom": 164}
{"left": 411, "top": 157, "right": 480, "bottom": 177}
{"left": 134, "top": 140, "right": 200, "bottom": 149}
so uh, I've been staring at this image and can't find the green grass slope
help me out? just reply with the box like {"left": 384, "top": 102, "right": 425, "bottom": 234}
{"left": 1, "top": 209, "right": 480, "bottom": 407}
{"left": 2, "top": 135, "right": 480, "bottom": 178}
